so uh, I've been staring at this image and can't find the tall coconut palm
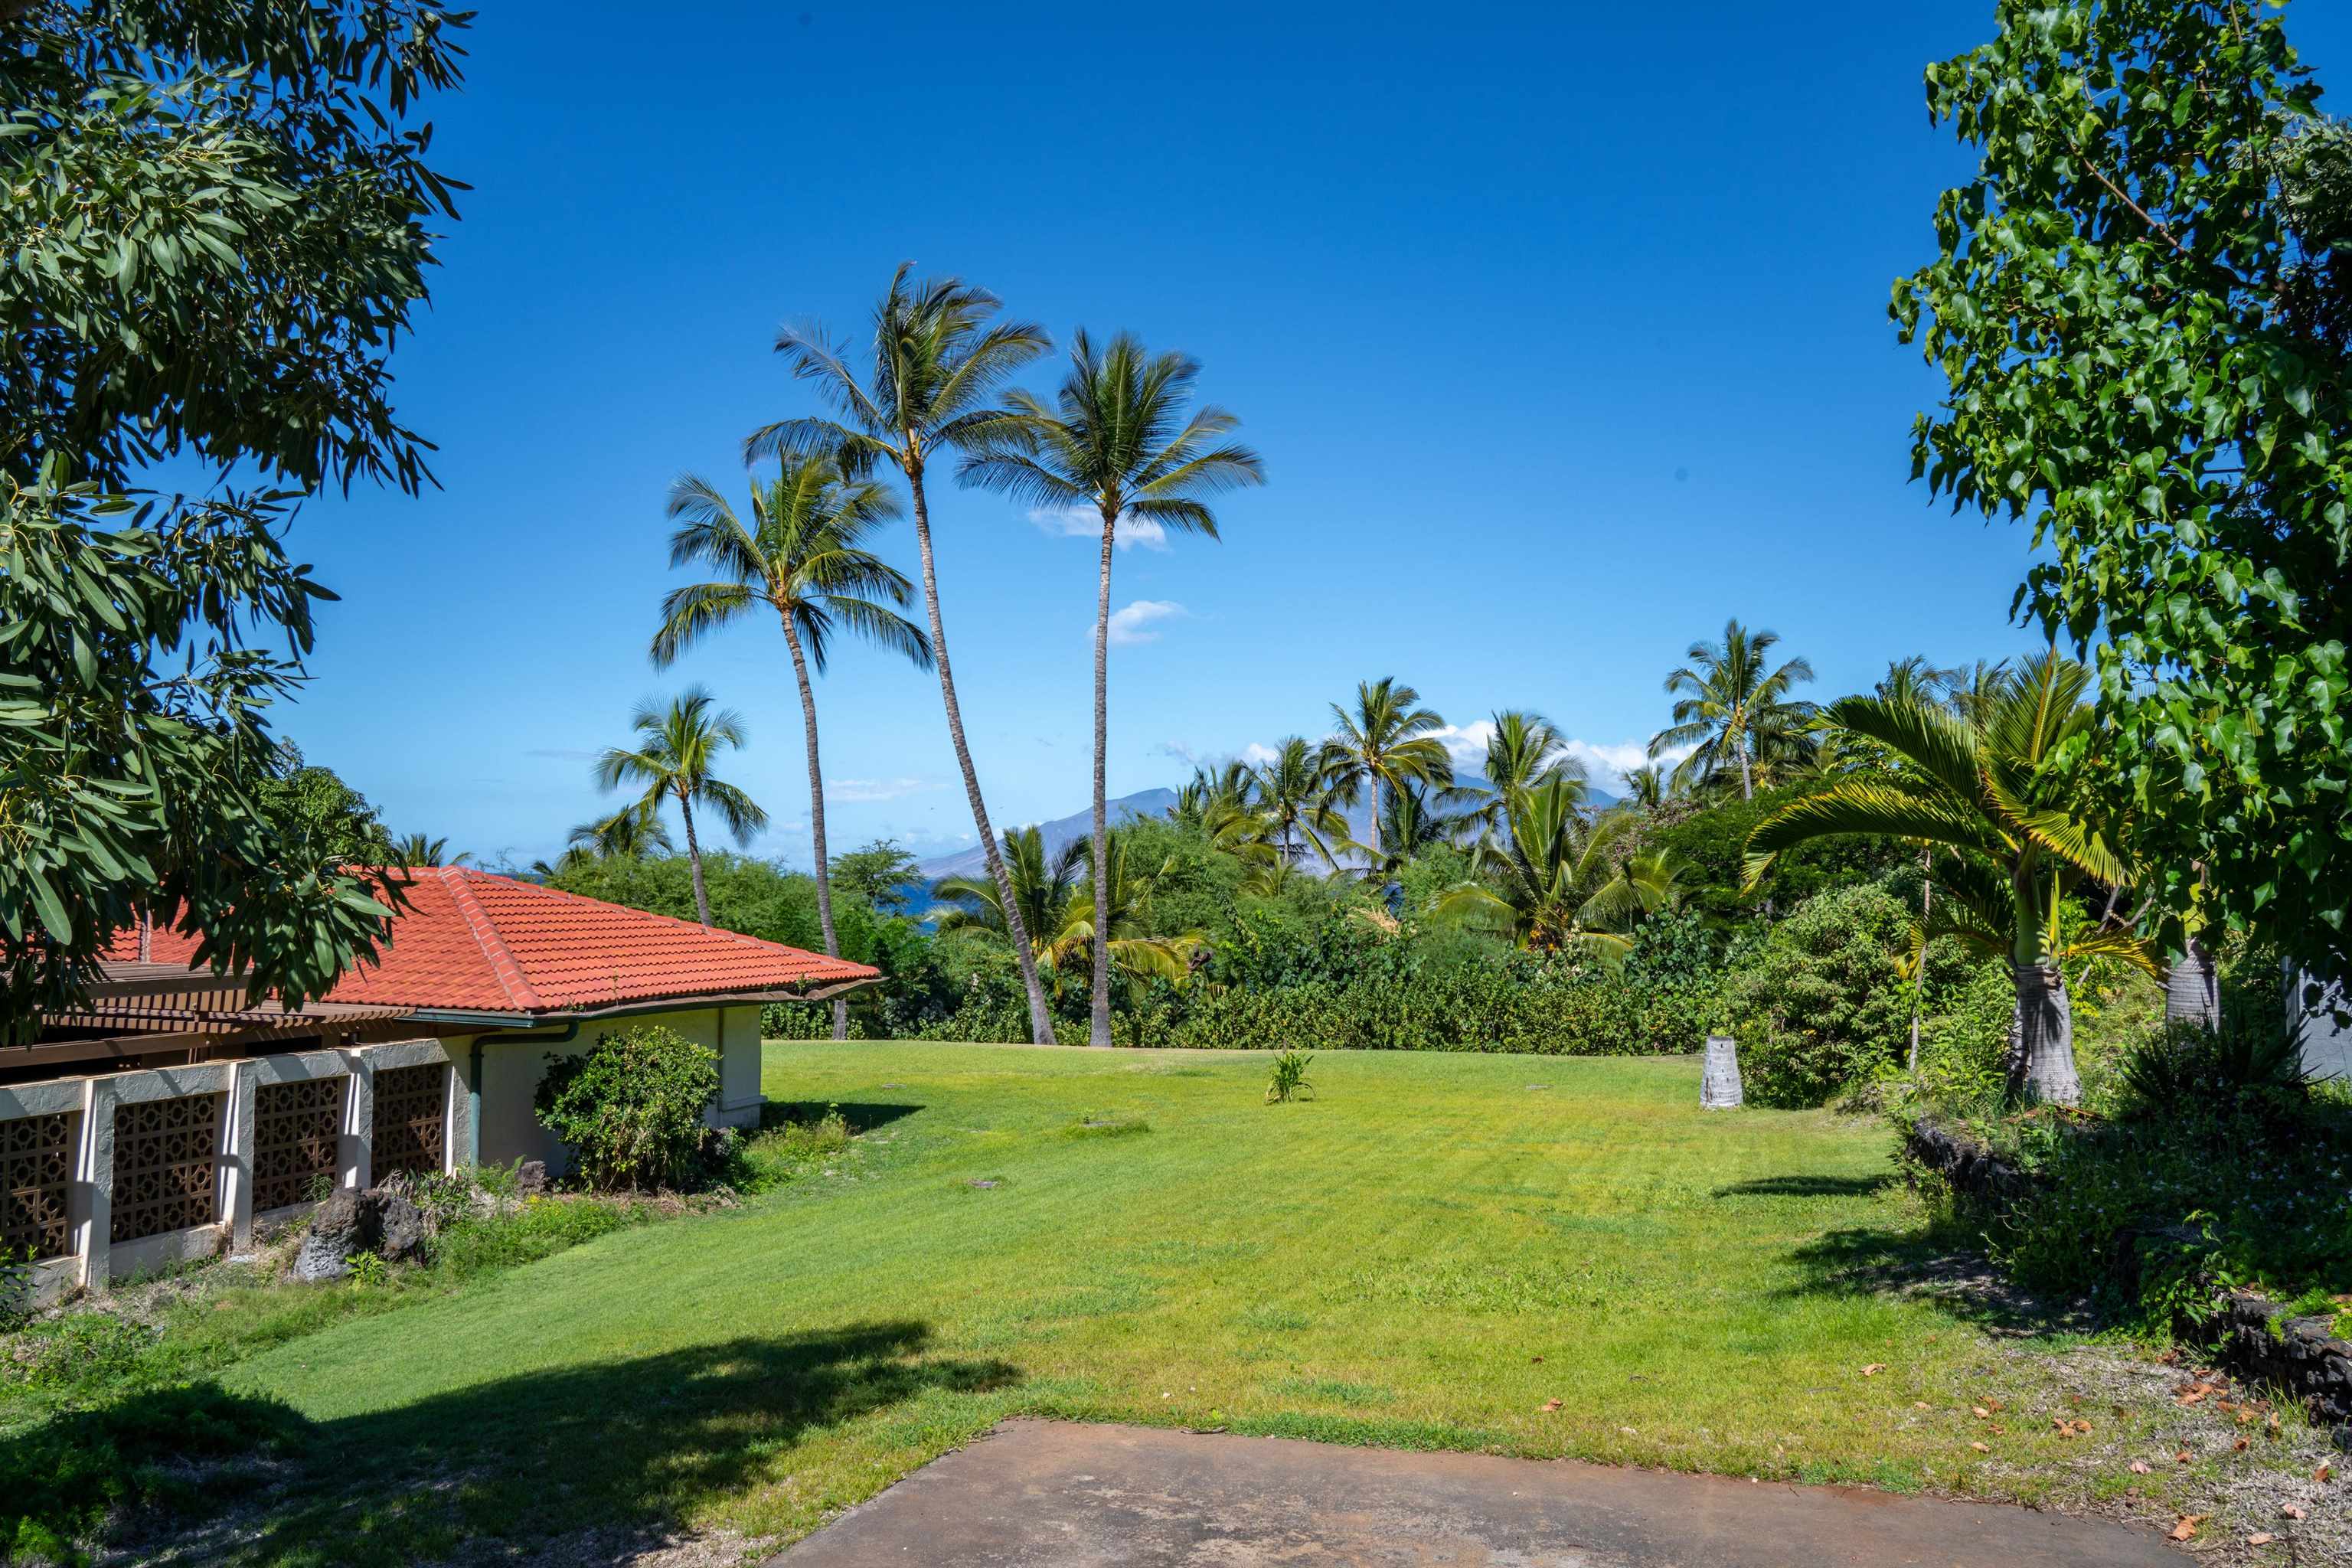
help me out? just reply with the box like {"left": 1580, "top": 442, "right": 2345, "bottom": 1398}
{"left": 1367, "top": 779, "right": 1475, "bottom": 878}
{"left": 1743, "top": 652, "right": 2158, "bottom": 1106}
{"left": 1648, "top": 619, "right": 1818, "bottom": 800}
{"left": 651, "top": 458, "right": 932, "bottom": 1040}
{"left": 594, "top": 688, "right": 767, "bottom": 928}
{"left": 1325, "top": 678, "right": 1454, "bottom": 868}
{"left": 1436, "top": 776, "right": 1681, "bottom": 961}
{"left": 746, "top": 264, "right": 1059, "bottom": 1045}
{"left": 1252, "top": 737, "right": 1351, "bottom": 870}
{"left": 1463, "top": 710, "right": 1588, "bottom": 835}
{"left": 959, "top": 331, "right": 1264, "bottom": 1046}
{"left": 928, "top": 825, "right": 1086, "bottom": 963}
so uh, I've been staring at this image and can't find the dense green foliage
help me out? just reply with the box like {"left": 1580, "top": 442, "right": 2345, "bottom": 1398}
{"left": 0, "top": 0, "right": 468, "bottom": 1037}
{"left": 1730, "top": 885, "right": 1921, "bottom": 1106}
{"left": 533, "top": 1025, "right": 722, "bottom": 1191}
{"left": 1898, "top": 0, "right": 2352, "bottom": 986}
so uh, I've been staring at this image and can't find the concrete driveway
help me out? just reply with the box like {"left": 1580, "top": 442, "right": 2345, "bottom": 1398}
{"left": 773, "top": 1419, "right": 2180, "bottom": 1566}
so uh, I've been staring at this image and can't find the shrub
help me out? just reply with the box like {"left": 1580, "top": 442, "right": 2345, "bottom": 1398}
{"left": 533, "top": 1024, "right": 719, "bottom": 1191}
{"left": 2116, "top": 1013, "right": 2311, "bottom": 1121}
{"left": 1728, "top": 884, "right": 1914, "bottom": 1106}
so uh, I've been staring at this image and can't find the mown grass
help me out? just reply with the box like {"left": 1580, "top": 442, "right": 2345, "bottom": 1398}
{"left": 12, "top": 1044, "right": 2246, "bottom": 1561}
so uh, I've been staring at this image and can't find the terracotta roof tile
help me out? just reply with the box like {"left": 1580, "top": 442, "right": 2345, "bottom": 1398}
{"left": 103, "top": 868, "right": 875, "bottom": 1014}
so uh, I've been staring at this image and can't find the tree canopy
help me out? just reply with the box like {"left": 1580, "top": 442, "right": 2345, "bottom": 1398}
{"left": 1896, "top": 0, "right": 2350, "bottom": 984}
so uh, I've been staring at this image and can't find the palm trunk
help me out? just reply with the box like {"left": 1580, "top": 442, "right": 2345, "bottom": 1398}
{"left": 2164, "top": 936, "right": 2220, "bottom": 1030}
{"left": 1738, "top": 730, "right": 1753, "bottom": 802}
{"left": 905, "top": 454, "right": 1057, "bottom": 1045}
{"left": 1909, "top": 847, "right": 1932, "bottom": 1071}
{"left": 1364, "top": 773, "right": 1382, "bottom": 871}
{"left": 2006, "top": 962, "right": 2082, "bottom": 1106}
{"left": 1087, "top": 505, "right": 1115, "bottom": 1048}
{"left": 781, "top": 616, "right": 847, "bottom": 1040}
{"left": 679, "top": 793, "right": 712, "bottom": 928}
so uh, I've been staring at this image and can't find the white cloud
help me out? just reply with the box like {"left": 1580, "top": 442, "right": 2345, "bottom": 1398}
{"left": 829, "top": 776, "right": 929, "bottom": 803}
{"left": 1107, "top": 599, "right": 1187, "bottom": 645}
{"left": 1426, "top": 721, "right": 1498, "bottom": 766}
{"left": 1029, "top": 504, "right": 1168, "bottom": 551}
{"left": 1562, "top": 738, "right": 1694, "bottom": 789}
{"left": 1239, "top": 741, "right": 1279, "bottom": 765}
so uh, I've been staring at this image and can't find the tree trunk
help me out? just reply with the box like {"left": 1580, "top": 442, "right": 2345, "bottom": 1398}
{"left": 2005, "top": 962, "right": 2082, "bottom": 1106}
{"left": 904, "top": 455, "right": 1057, "bottom": 1045}
{"left": 679, "top": 793, "right": 712, "bottom": 928}
{"left": 1364, "top": 771, "right": 1382, "bottom": 871}
{"left": 781, "top": 616, "right": 847, "bottom": 1040}
{"left": 2164, "top": 936, "right": 2220, "bottom": 1030}
{"left": 1737, "top": 729, "right": 1753, "bottom": 802}
{"left": 1087, "top": 505, "right": 1115, "bottom": 1048}
{"left": 1909, "top": 848, "right": 1932, "bottom": 1071}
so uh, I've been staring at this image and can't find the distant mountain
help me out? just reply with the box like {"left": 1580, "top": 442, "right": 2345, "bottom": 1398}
{"left": 913, "top": 776, "right": 1621, "bottom": 884}
{"left": 915, "top": 788, "right": 1180, "bottom": 881}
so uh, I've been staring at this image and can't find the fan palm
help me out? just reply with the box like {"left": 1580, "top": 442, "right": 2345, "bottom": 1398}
{"left": 1648, "top": 619, "right": 1818, "bottom": 799}
{"left": 1743, "top": 652, "right": 2158, "bottom": 1106}
{"left": 652, "top": 456, "right": 932, "bottom": 1039}
{"left": 1252, "top": 737, "right": 1351, "bottom": 870}
{"left": 928, "top": 826, "right": 1086, "bottom": 962}
{"left": 959, "top": 331, "right": 1263, "bottom": 1046}
{"left": 745, "top": 264, "right": 1059, "bottom": 1045}
{"left": 1325, "top": 678, "right": 1454, "bottom": 867}
{"left": 1463, "top": 711, "right": 1588, "bottom": 835}
{"left": 1436, "top": 776, "right": 1681, "bottom": 961}
{"left": 593, "top": 688, "right": 767, "bottom": 928}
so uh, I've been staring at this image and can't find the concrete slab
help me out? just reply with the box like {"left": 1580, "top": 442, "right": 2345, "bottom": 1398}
{"left": 773, "top": 1419, "right": 2180, "bottom": 1566}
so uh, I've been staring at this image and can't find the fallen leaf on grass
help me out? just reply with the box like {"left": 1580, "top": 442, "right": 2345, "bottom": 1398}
{"left": 2177, "top": 1390, "right": 2208, "bottom": 1406}
{"left": 2318, "top": 1463, "right": 2334, "bottom": 1484}
{"left": 2169, "top": 1515, "right": 2209, "bottom": 1542}
{"left": 2177, "top": 1450, "right": 2195, "bottom": 1465}
{"left": 2248, "top": 1532, "right": 2275, "bottom": 1546}
{"left": 1540, "top": 1399, "right": 1563, "bottom": 1413}
{"left": 1530, "top": 1354, "right": 1544, "bottom": 1364}
{"left": 1970, "top": 1442, "right": 1990, "bottom": 1453}
{"left": 2281, "top": 1504, "right": 2308, "bottom": 1521}
{"left": 2236, "top": 1437, "right": 2250, "bottom": 1452}
{"left": 1913, "top": 1401, "right": 1930, "bottom": 1410}
{"left": 2238, "top": 1409, "right": 2255, "bottom": 1426}
{"left": 1861, "top": 1364, "right": 1886, "bottom": 1377}
{"left": 2051, "top": 1417, "right": 2092, "bottom": 1439}
{"left": 2129, "top": 1461, "right": 2151, "bottom": 1475}
{"left": 1973, "top": 1405, "right": 1991, "bottom": 1419}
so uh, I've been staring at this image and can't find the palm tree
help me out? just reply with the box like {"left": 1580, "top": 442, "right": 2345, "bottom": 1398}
{"left": 1048, "top": 831, "right": 1204, "bottom": 991}
{"left": 929, "top": 825, "right": 1086, "bottom": 962}
{"left": 1252, "top": 737, "right": 1350, "bottom": 869}
{"left": 1463, "top": 711, "right": 1588, "bottom": 835}
{"left": 1743, "top": 652, "right": 2158, "bottom": 1106}
{"left": 388, "top": 833, "right": 469, "bottom": 867}
{"left": 1368, "top": 779, "right": 1474, "bottom": 878}
{"left": 746, "top": 264, "right": 1059, "bottom": 1045}
{"left": 573, "top": 802, "right": 673, "bottom": 861}
{"left": 1436, "top": 776, "right": 1681, "bottom": 961}
{"left": 651, "top": 457, "right": 932, "bottom": 1040}
{"left": 959, "top": 331, "right": 1264, "bottom": 1047}
{"left": 594, "top": 688, "right": 767, "bottom": 927}
{"left": 1325, "top": 678, "right": 1455, "bottom": 867}
{"left": 1621, "top": 763, "right": 1673, "bottom": 812}
{"left": 1649, "top": 619, "right": 1818, "bottom": 800}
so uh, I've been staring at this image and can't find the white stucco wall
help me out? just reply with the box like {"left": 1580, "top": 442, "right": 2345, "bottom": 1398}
{"left": 462, "top": 1005, "right": 766, "bottom": 1173}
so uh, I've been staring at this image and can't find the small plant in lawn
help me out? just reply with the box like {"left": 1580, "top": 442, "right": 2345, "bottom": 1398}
{"left": 534, "top": 1024, "right": 720, "bottom": 1191}
{"left": 344, "top": 1250, "right": 390, "bottom": 1289}
{"left": 1266, "top": 1050, "right": 1315, "bottom": 1103}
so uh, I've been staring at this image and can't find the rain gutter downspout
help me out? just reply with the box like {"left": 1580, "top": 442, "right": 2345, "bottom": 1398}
{"left": 465, "top": 1020, "right": 580, "bottom": 1168}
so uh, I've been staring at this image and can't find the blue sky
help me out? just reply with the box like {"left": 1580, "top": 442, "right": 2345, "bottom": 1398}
{"left": 275, "top": 1, "right": 2352, "bottom": 869}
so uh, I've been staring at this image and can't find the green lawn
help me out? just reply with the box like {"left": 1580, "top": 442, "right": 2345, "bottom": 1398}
{"left": 175, "top": 1040, "right": 2166, "bottom": 1562}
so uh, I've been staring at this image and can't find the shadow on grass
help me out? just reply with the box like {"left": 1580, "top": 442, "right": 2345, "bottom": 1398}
{"left": 1711, "top": 1174, "right": 1897, "bottom": 1200}
{"left": 1781, "top": 1225, "right": 2097, "bottom": 1339}
{"left": 763, "top": 1100, "right": 924, "bottom": 1135}
{"left": 94, "top": 1321, "right": 1018, "bottom": 1567}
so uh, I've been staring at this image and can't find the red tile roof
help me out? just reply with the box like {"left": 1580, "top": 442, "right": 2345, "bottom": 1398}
{"left": 106, "top": 868, "right": 876, "bottom": 1015}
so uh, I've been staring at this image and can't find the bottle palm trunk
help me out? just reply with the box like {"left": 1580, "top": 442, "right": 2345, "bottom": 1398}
{"left": 2164, "top": 937, "right": 2220, "bottom": 1029}
{"left": 1087, "top": 506, "right": 1115, "bottom": 1048}
{"left": 2007, "top": 962, "right": 2082, "bottom": 1106}
{"left": 678, "top": 793, "right": 711, "bottom": 927}
{"left": 780, "top": 617, "right": 848, "bottom": 1040}
{"left": 905, "top": 456, "right": 1056, "bottom": 1045}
